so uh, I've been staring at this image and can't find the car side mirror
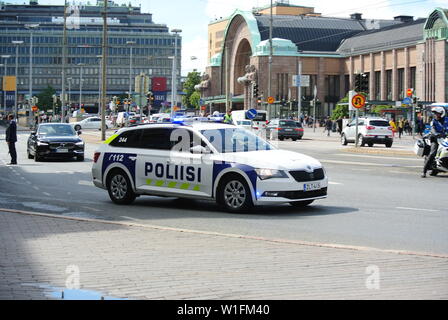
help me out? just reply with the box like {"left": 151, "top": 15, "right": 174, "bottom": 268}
{"left": 31, "top": 131, "right": 37, "bottom": 135}
{"left": 77, "top": 131, "right": 82, "bottom": 135}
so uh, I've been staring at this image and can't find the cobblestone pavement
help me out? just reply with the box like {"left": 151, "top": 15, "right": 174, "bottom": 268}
{"left": 1, "top": 210, "right": 447, "bottom": 300}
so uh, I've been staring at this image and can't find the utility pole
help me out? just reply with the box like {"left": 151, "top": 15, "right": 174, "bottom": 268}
{"left": 268, "top": 0, "right": 273, "bottom": 105}
{"left": 26, "top": 24, "right": 39, "bottom": 126}
{"left": 12, "top": 41, "right": 23, "bottom": 117}
{"left": 126, "top": 40, "right": 135, "bottom": 102}
{"left": 297, "top": 58, "right": 302, "bottom": 119}
{"left": 225, "top": 43, "right": 229, "bottom": 112}
{"left": 170, "top": 29, "right": 181, "bottom": 119}
{"left": 61, "top": 0, "right": 67, "bottom": 123}
{"left": 101, "top": 0, "right": 108, "bottom": 141}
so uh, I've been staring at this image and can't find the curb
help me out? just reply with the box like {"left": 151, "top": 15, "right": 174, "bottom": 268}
{"left": 1, "top": 207, "right": 447, "bottom": 260}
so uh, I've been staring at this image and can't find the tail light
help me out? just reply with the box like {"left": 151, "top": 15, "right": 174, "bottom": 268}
{"left": 275, "top": 128, "right": 281, "bottom": 130}
{"left": 93, "top": 152, "right": 101, "bottom": 163}
{"left": 294, "top": 128, "right": 304, "bottom": 131}
{"left": 366, "top": 126, "right": 375, "bottom": 130}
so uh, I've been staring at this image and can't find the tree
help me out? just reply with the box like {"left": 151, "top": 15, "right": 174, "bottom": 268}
{"left": 331, "top": 95, "right": 349, "bottom": 120}
{"left": 182, "top": 71, "right": 201, "bottom": 109}
{"left": 36, "top": 86, "right": 59, "bottom": 111}
{"left": 189, "top": 91, "right": 201, "bottom": 109}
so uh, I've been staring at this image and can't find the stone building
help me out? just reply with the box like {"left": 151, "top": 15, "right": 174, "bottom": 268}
{"left": 199, "top": 2, "right": 447, "bottom": 119}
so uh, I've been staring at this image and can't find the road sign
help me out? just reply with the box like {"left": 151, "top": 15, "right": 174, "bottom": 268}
{"left": 292, "top": 75, "right": 310, "bottom": 87}
{"left": 407, "top": 88, "right": 414, "bottom": 97}
{"left": 246, "top": 109, "right": 258, "bottom": 120}
{"left": 402, "top": 97, "right": 412, "bottom": 105}
{"left": 267, "top": 96, "right": 275, "bottom": 104}
{"left": 351, "top": 94, "right": 366, "bottom": 109}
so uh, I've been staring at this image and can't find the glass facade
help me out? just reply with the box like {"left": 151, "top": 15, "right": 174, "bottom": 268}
{"left": 0, "top": 2, "right": 181, "bottom": 106}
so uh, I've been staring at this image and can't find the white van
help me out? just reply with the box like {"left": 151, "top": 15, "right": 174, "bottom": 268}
{"left": 231, "top": 110, "right": 268, "bottom": 131}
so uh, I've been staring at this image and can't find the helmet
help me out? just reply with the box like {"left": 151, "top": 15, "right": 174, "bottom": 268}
{"left": 431, "top": 106, "right": 445, "bottom": 118}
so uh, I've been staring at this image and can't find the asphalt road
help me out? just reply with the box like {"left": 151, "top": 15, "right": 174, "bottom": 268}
{"left": 1, "top": 128, "right": 447, "bottom": 256}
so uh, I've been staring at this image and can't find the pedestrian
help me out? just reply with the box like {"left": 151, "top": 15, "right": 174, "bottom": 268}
{"left": 5, "top": 114, "right": 17, "bottom": 165}
{"left": 404, "top": 119, "right": 411, "bottom": 135}
{"left": 223, "top": 109, "right": 233, "bottom": 124}
{"left": 398, "top": 118, "right": 404, "bottom": 139}
{"left": 337, "top": 117, "right": 343, "bottom": 136}
{"left": 324, "top": 117, "right": 333, "bottom": 136}
{"left": 389, "top": 118, "right": 397, "bottom": 138}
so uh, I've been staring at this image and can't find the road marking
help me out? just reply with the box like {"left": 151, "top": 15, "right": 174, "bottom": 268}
{"left": 335, "top": 153, "right": 421, "bottom": 162}
{"left": 121, "top": 216, "right": 140, "bottom": 221}
{"left": 328, "top": 182, "right": 343, "bottom": 185}
{"left": 396, "top": 207, "right": 440, "bottom": 212}
{"left": 1, "top": 207, "right": 447, "bottom": 259}
{"left": 78, "top": 180, "right": 94, "bottom": 186}
{"left": 322, "top": 159, "right": 421, "bottom": 168}
{"left": 43, "top": 192, "right": 51, "bottom": 197}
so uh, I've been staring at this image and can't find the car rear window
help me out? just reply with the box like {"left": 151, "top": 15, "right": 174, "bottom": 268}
{"left": 279, "top": 121, "right": 297, "bottom": 127}
{"left": 369, "top": 120, "right": 390, "bottom": 127}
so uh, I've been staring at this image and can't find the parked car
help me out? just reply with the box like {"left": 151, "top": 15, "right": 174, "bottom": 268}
{"left": 266, "top": 119, "right": 304, "bottom": 141}
{"left": 71, "top": 116, "right": 111, "bottom": 131}
{"left": 341, "top": 117, "right": 393, "bottom": 147}
{"left": 27, "top": 123, "right": 85, "bottom": 161}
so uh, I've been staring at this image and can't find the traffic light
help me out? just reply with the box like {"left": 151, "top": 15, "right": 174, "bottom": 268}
{"left": 355, "top": 73, "right": 369, "bottom": 93}
{"left": 253, "top": 83, "right": 259, "bottom": 98}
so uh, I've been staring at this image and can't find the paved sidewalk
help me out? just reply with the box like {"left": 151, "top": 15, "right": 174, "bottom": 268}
{"left": 1, "top": 209, "right": 447, "bottom": 300}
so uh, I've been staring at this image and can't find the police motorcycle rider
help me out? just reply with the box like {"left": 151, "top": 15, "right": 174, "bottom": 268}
{"left": 421, "top": 106, "right": 448, "bottom": 178}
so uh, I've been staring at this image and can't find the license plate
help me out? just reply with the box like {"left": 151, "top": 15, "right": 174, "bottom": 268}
{"left": 57, "top": 149, "right": 68, "bottom": 153}
{"left": 304, "top": 182, "right": 321, "bottom": 192}
{"left": 285, "top": 129, "right": 293, "bottom": 131}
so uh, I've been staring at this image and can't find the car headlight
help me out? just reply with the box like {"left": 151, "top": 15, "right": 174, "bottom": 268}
{"left": 255, "top": 168, "right": 288, "bottom": 180}
{"left": 37, "top": 141, "right": 49, "bottom": 146}
{"left": 75, "top": 141, "right": 85, "bottom": 146}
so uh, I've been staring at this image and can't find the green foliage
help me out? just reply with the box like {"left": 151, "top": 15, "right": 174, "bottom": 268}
{"left": 36, "top": 86, "right": 59, "bottom": 111}
{"left": 182, "top": 71, "right": 201, "bottom": 109}
{"left": 189, "top": 91, "right": 201, "bottom": 109}
{"left": 372, "top": 105, "right": 391, "bottom": 114}
{"left": 331, "top": 95, "right": 349, "bottom": 120}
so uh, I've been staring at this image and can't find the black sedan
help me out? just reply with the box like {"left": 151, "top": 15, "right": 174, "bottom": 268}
{"left": 27, "top": 123, "right": 85, "bottom": 162}
{"left": 266, "top": 119, "right": 304, "bottom": 141}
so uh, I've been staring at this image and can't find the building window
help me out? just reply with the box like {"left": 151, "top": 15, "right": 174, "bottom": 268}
{"left": 398, "top": 68, "right": 405, "bottom": 99}
{"left": 375, "top": 71, "right": 381, "bottom": 100}
{"left": 386, "top": 70, "right": 392, "bottom": 101}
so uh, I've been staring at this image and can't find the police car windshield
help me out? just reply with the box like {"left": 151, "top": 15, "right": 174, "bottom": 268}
{"left": 38, "top": 125, "right": 76, "bottom": 137}
{"left": 201, "top": 128, "right": 274, "bottom": 153}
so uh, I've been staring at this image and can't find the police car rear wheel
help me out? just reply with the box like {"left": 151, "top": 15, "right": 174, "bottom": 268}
{"left": 107, "top": 170, "right": 136, "bottom": 205}
{"left": 218, "top": 176, "right": 253, "bottom": 213}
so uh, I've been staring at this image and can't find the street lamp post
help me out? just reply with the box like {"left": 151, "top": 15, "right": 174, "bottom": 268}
{"left": 12, "top": 40, "right": 24, "bottom": 118}
{"left": 97, "top": 55, "right": 102, "bottom": 116}
{"left": 25, "top": 24, "right": 39, "bottom": 126}
{"left": 67, "top": 77, "right": 72, "bottom": 118}
{"left": 77, "top": 63, "right": 85, "bottom": 111}
{"left": 126, "top": 41, "right": 136, "bottom": 104}
{"left": 170, "top": 29, "right": 182, "bottom": 119}
{"left": 1, "top": 55, "right": 10, "bottom": 113}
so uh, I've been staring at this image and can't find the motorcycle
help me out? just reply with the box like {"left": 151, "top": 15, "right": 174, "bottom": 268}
{"left": 415, "top": 135, "right": 448, "bottom": 176}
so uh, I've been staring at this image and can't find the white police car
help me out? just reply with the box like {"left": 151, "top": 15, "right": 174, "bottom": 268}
{"left": 92, "top": 122, "right": 328, "bottom": 212}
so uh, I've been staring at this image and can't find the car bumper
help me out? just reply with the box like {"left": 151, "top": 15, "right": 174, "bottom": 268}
{"left": 36, "top": 146, "right": 84, "bottom": 158}
{"left": 254, "top": 177, "right": 328, "bottom": 205}
{"left": 363, "top": 136, "right": 393, "bottom": 143}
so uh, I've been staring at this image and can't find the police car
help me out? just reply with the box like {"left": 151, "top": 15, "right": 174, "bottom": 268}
{"left": 92, "top": 122, "right": 328, "bottom": 212}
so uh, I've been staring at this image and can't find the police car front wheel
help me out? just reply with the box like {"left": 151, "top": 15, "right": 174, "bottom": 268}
{"left": 217, "top": 175, "right": 253, "bottom": 213}
{"left": 107, "top": 170, "right": 136, "bottom": 205}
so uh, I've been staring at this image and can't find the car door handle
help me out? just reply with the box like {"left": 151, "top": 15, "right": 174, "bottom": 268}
{"left": 129, "top": 156, "right": 137, "bottom": 161}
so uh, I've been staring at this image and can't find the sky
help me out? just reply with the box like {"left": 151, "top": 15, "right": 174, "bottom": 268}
{"left": 5, "top": 0, "right": 446, "bottom": 75}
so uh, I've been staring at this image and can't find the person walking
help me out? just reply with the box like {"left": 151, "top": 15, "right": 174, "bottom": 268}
{"left": 324, "top": 117, "right": 333, "bottom": 137}
{"left": 5, "top": 114, "right": 17, "bottom": 165}
{"left": 398, "top": 118, "right": 404, "bottom": 139}
{"left": 336, "top": 117, "right": 343, "bottom": 136}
